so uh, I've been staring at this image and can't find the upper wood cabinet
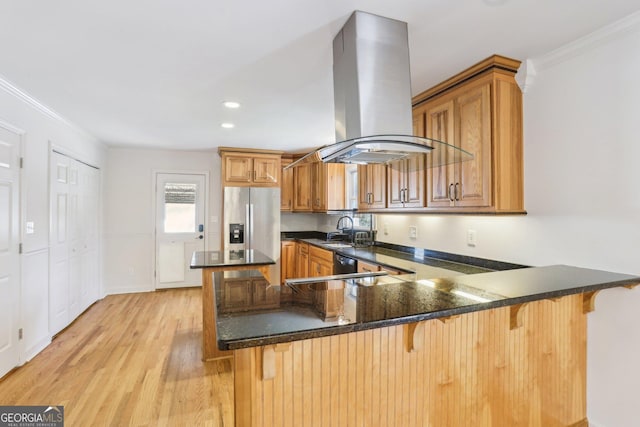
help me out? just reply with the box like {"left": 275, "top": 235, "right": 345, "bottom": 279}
{"left": 312, "top": 163, "right": 346, "bottom": 212}
{"left": 293, "top": 163, "right": 312, "bottom": 212}
{"left": 387, "top": 154, "right": 425, "bottom": 209}
{"left": 388, "top": 113, "right": 426, "bottom": 209}
{"left": 280, "top": 158, "right": 294, "bottom": 211}
{"left": 218, "top": 148, "right": 282, "bottom": 187}
{"left": 358, "top": 164, "right": 386, "bottom": 210}
{"left": 413, "top": 54, "right": 525, "bottom": 214}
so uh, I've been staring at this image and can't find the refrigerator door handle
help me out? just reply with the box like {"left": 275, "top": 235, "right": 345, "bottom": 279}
{"left": 248, "top": 203, "right": 254, "bottom": 250}
{"left": 245, "top": 203, "right": 251, "bottom": 248}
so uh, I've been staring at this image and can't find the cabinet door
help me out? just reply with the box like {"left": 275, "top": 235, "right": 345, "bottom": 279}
{"left": 224, "top": 155, "right": 252, "bottom": 184}
{"left": 281, "top": 241, "right": 297, "bottom": 283}
{"left": 296, "top": 243, "right": 309, "bottom": 278}
{"left": 293, "top": 164, "right": 312, "bottom": 211}
{"left": 252, "top": 278, "right": 279, "bottom": 308}
{"left": 386, "top": 160, "right": 405, "bottom": 208}
{"left": 358, "top": 164, "right": 386, "bottom": 210}
{"left": 426, "top": 99, "right": 456, "bottom": 207}
{"left": 253, "top": 156, "right": 279, "bottom": 185}
{"left": 280, "top": 160, "right": 293, "bottom": 210}
{"left": 222, "top": 279, "right": 252, "bottom": 312}
{"left": 404, "top": 154, "right": 425, "bottom": 208}
{"left": 357, "top": 260, "right": 380, "bottom": 274}
{"left": 455, "top": 83, "right": 492, "bottom": 207}
{"left": 310, "top": 257, "right": 333, "bottom": 277}
{"left": 369, "top": 164, "right": 387, "bottom": 209}
{"left": 357, "top": 165, "right": 370, "bottom": 210}
{"left": 311, "top": 162, "right": 326, "bottom": 211}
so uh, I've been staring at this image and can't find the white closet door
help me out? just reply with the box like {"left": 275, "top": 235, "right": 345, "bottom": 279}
{"left": 49, "top": 153, "right": 101, "bottom": 335}
{"left": 49, "top": 152, "right": 70, "bottom": 335}
{"left": 67, "top": 160, "right": 81, "bottom": 320}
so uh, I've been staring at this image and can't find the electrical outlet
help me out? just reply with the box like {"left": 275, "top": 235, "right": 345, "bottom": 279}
{"left": 383, "top": 222, "right": 389, "bottom": 235}
{"left": 467, "top": 229, "right": 477, "bottom": 247}
{"left": 409, "top": 226, "right": 418, "bottom": 239}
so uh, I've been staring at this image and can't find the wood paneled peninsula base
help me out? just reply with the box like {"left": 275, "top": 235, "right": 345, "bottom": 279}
{"left": 190, "top": 250, "right": 275, "bottom": 360}
{"left": 218, "top": 266, "right": 640, "bottom": 427}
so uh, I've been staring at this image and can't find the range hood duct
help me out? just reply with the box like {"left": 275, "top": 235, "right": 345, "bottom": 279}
{"left": 286, "top": 11, "right": 472, "bottom": 169}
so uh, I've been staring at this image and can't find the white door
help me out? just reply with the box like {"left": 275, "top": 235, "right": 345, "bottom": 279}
{"left": 155, "top": 173, "right": 206, "bottom": 289}
{"left": 0, "top": 125, "right": 21, "bottom": 377}
{"left": 50, "top": 154, "right": 101, "bottom": 335}
{"left": 49, "top": 152, "right": 70, "bottom": 335}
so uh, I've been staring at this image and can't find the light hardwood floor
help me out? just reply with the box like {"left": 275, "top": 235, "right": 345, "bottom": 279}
{"left": 0, "top": 288, "right": 234, "bottom": 426}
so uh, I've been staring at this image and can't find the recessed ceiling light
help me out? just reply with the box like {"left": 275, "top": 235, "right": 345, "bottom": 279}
{"left": 223, "top": 101, "right": 240, "bottom": 109}
{"left": 221, "top": 123, "right": 235, "bottom": 129}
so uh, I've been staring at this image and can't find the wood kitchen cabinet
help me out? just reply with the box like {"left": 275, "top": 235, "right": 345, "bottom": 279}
{"left": 413, "top": 54, "right": 524, "bottom": 213}
{"left": 294, "top": 242, "right": 312, "bottom": 304}
{"left": 220, "top": 273, "right": 279, "bottom": 313}
{"left": 251, "top": 277, "right": 279, "bottom": 309}
{"left": 358, "top": 259, "right": 405, "bottom": 275}
{"left": 219, "top": 148, "right": 282, "bottom": 187}
{"left": 312, "top": 162, "right": 346, "bottom": 212}
{"left": 357, "top": 260, "right": 380, "bottom": 274}
{"left": 280, "top": 241, "right": 297, "bottom": 302}
{"left": 358, "top": 164, "right": 386, "bottom": 210}
{"left": 387, "top": 112, "right": 427, "bottom": 209}
{"left": 296, "top": 242, "right": 309, "bottom": 277}
{"left": 280, "top": 241, "right": 297, "bottom": 284}
{"left": 309, "top": 245, "right": 333, "bottom": 277}
{"left": 293, "top": 163, "right": 312, "bottom": 212}
{"left": 387, "top": 154, "right": 425, "bottom": 209}
{"left": 280, "top": 157, "right": 294, "bottom": 211}
{"left": 312, "top": 281, "right": 345, "bottom": 320}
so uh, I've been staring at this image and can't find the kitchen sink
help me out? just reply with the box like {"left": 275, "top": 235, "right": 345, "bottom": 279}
{"left": 324, "top": 243, "right": 353, "bottom": 249}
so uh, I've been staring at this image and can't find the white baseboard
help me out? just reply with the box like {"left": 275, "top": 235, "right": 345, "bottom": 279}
{"left": 103, "top": 285, "right": 155, "bottom": 296}
{"left": 24, "top": 336, "right": 52, "bottom": 362}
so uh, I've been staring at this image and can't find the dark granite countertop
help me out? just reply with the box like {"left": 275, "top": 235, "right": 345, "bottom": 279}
{"left": 289, "top": 237, "right": 521, "bottom": 275}
{"left": 215, "top": 265, "right": 640, "bottom": 350}
{"left": 190, "top": 249, "right": 275, "bottom": 269}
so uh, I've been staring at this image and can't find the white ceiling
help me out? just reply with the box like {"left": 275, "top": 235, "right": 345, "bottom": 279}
{"left": 1, "top": 0, "right": 639, "bottom": 152}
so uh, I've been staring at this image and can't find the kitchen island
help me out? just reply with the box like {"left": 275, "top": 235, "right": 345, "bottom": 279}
{"left": 215, "top": 265, "right": 640, "bottom": 427}
{"left": 190, "top": 249, "right": 276, "bottom": 360}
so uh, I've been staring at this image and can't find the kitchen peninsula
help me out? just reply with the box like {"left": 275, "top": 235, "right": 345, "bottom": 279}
{"left": 213, "top": 260, "right": 639, "bottom": 427}
{"left": 190, "top": 249, "right": 276, "bottom": 360}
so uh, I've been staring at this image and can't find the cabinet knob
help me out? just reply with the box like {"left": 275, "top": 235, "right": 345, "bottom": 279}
{"left": 454, "top": 182, "right": 460, "bottom": 201}
{"left": 448, "top": 183, "right": 454, "bottom": 202}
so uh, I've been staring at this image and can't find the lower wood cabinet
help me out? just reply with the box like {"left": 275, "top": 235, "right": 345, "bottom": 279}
{"left": 309, "top": 245, "right": 333, "bottom": 277}
{"left": 357, "top": 260, "right": 380, "bottom": 274}
{"left": 220, "top": 274, "right": 279, "bottom": 313}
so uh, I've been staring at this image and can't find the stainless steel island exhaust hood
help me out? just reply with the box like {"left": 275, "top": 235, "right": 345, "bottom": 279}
{"left": 287, "top": 11, "right": 472, "bottom": 169}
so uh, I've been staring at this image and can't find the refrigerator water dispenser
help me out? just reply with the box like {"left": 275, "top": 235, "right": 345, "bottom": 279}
{"left": 229, "top": 223, "right": 244, "bottom": 244}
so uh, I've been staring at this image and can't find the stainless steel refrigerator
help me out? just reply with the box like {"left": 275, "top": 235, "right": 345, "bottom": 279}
{"left": 223, "top": 187, "right": 280, "bottom": 284}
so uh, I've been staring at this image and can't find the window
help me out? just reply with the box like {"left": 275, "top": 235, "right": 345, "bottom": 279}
{"left": 163, "top": 183, "right": 197, "bottom": 233}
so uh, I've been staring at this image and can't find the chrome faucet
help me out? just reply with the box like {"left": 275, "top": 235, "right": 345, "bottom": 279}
{"left": 336, "top": 216, "right": 354, "bottom": 234}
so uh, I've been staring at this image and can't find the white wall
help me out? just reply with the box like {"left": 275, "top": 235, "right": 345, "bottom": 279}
{"left": 378, "top": 18, "right": 640, "bottom": 427}
{"left": 103, "top": 148, "right": 220, "bottom": 294}
{"left": 0, "top": 78, "right": 106, "bottom": 361}
{"left": 280, "top": 212, "right": 320, "bottom": 231}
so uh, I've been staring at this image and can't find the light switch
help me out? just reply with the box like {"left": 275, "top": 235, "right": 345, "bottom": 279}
{"left": 409, "top": 226, "right": 417, "bottom": 239}
{"left": 26, "top": 221, "right": 35, "bottom": 234}
{"left": 467, "top": 229, "right": 477, "bottom": 247}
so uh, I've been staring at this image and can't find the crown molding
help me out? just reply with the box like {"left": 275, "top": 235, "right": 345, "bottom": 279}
{"left": 515, "top": 59, "right": 536, "bottom": 93}
{"left": 532, "top": 10, "right": 640, "bottom": 71}
{"left": 0, "top": 73, "right": 100, "bottom": 143}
